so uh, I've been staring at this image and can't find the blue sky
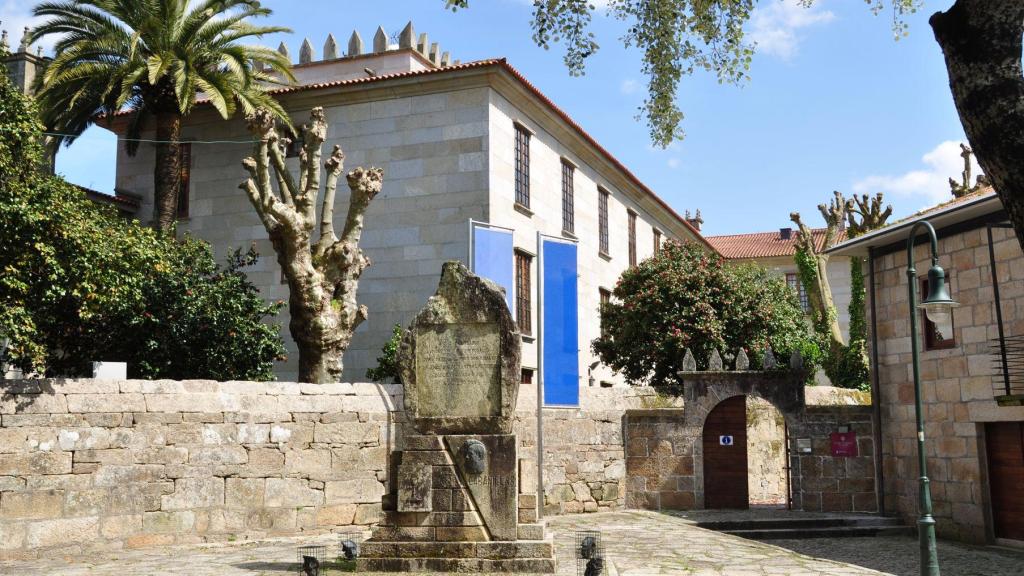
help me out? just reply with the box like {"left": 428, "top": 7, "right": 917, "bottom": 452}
{"left": 2, "top": 0, "right": 975, "bottom": 236}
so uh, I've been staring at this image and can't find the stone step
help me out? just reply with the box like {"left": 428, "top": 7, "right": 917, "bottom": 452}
{"left": 722, "top": 525, "right": 915, "bottom": 540}
{"left": 517, "top": 523, "right": 545, "bottom": 540}
{"left": 361, "top": 540, "right": 554, "bottom": 559}
{"left": 358, "top": 556, "right": 556, "bottom": 573}
{"left": 696, "top": 515, "right": 905, "bottom": 531}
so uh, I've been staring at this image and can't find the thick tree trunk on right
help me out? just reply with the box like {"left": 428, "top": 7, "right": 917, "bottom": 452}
{"left": 153, "top": 111, "right": 182, "bottom": 234}
{"left": 931, "top": 0, "right": 1024, "bottom": 248}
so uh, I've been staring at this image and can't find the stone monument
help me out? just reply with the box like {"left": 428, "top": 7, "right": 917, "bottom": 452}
{"left": 358, "top": 262, "right": 555, "bottom": 572}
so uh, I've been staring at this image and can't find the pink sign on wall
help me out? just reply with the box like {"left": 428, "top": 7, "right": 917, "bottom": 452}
{"left": 830, "top": 431, "right": 858, "bottom": 457}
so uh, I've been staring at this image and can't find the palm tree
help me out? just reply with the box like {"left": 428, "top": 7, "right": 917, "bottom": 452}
{"left": 30, "top": 0, "right": 295, "bottom": 233}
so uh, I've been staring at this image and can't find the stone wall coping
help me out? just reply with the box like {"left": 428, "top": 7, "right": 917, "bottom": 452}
{"left": 0, "top": 379, "right": 402, "bottom": 397}
{"left": 623, "top": 408, "right": 687, "bottom": 418}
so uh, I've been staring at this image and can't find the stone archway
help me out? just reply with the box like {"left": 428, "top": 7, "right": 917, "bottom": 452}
{"left": 681, "top": 372, "right": 804, "bottom": 509}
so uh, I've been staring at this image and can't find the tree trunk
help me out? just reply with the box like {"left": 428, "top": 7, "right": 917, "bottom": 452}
{"left": 931, "top": 0, "right": 1024, "bottom": 248}
{"left": 153, "top": 112, "right": 182, "bottom": 234}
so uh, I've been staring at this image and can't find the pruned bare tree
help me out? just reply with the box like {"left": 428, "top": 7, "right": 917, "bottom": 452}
{"left": 791, "top": 190, "right": 892, "bottom": 389}
{"left": 948, "top": 143, "right": 991, "bottom": 198}
{"left": 846, "top": 193, "right": 894, "bottom": 238}
{"left": 790, "top": 191, "right": 846, "bottom": 351}
{"left": 240, "top": 107, "right": 382, "bottom": 383}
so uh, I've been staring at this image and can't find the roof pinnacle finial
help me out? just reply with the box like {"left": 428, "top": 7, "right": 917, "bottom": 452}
{"left": 277, "top": 41, "right": 290, "bottom": 61}
{"left": 324, "top": 33, "right": 338, "bottom": 59}
{"left": 399, "top": 21, "right": 415, "bottom": 49}
{"left": 299, "top": 37, "right": 314, "bottom": 64}
{"left": 348, "top": 30, "right": 363, "bottom": 56}
{"left": 372, "top": 25, "right": 387, "bottom": 53}
{"left": 19, "top": 26, "right": 30, "bottom": 52}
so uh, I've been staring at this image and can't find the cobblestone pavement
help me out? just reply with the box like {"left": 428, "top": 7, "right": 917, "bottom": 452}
{"left": 2, "top": 510, "right": 1019, "bottom": 575}
{"left": 767, "top": 535, "right": 1024, "bottom": 576}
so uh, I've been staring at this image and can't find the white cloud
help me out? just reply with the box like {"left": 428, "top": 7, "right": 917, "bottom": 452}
{"left": 748, "top": 0, "right": 835, "bottom": 61}
{"left": 620, "top": 78, "right": 639, "bottom": 95}
{"left": 666, "top": 157, "right": 680, "bottom": 169}
{"left": 852, "top": 140, "right": 984, "bottom": 206}
{"left": 0, "top": 1, "right": 56, "bottom": 54}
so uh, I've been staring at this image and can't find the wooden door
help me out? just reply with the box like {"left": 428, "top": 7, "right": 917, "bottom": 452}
{"left": 703, "top": 395, "right": 748, "bottom": 509}
{"left": 986, "top": 422, "right": 1024, "bottom": 541}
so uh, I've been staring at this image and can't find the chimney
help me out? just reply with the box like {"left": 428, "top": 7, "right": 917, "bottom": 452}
{"left": 685, "top": 209, "right": 703, "bottom": 232}
{"left": 779, "top": 227, "right": 793, "bottom": 240}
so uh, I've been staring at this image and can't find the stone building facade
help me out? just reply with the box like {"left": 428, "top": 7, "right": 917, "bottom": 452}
{"left": 82, "top": 27, "right": 709, "bottom": 386}
{"left": 830, "top": 189, "right": 1024, "bottom": 543}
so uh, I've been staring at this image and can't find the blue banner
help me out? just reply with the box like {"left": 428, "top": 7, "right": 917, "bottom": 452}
{"left": 542, "top": 238, "right": 579, "bottom": 406}
{"left": 471, "top": 224, "right": 514, "bottom": 311}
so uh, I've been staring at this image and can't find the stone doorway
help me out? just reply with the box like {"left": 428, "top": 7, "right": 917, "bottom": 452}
{"left": 701, "top": 395, "right": 789, "bottom": 510}
{"left": 702, "top": 395, "right": 748, "bottom": 508}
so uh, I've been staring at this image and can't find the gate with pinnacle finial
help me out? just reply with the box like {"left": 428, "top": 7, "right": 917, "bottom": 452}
{"left": 624, "top": 347, "right": 879, "bottom": 513}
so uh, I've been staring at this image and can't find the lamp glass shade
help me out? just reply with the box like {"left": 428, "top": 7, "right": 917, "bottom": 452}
{"left": 919, "top": 264, "right": 959, "bottom": 324}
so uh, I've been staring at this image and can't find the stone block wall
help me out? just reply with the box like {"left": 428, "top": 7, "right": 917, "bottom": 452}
{"left": 0, "top": 379, "right": 400, "bottom": 560}
{"left": 0, "top": 379, "right": 655, "bottom": 558}
{"left": 513, "top": 386, "right": 666, "bottom": 517}
{"left": 870, "top": 222, "right": 1024, "bottom": 542}
{"left": 788, "top": 406, "right": 877, "bottom": 513}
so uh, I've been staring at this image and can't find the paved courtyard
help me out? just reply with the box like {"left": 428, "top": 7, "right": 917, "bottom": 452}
{"left": 2, "top": 510, "right": 1022, "bottom": 575}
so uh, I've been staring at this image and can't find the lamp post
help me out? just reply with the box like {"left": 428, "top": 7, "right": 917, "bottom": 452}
{"left": 906, "top": 220, "right": 958, "bottom": 576}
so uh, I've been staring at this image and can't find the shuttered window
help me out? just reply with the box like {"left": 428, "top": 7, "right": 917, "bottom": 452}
{"left": 628, "top": 210, "right": 637, "bottom": 267}
{"left": 514, "top": 124, "right": 530, "bottom": 208}
{"left": 598, "top": 189, "right": 609, "bottom": 256}
{"left": 561, "top": 160, "right": 575, "bottom": 233}
{"left": 515, "top": 250, "right": 532, "bottom": 335}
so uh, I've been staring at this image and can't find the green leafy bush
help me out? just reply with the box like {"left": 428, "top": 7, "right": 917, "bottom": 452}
{"left": 592, "top": 241, "right": 819, "bottom": 394}
{"left": 366, "top": 324, "right": 404, "bottom": 383}
{"left": 0, "top": 70, "right": 284, "bottom": 380}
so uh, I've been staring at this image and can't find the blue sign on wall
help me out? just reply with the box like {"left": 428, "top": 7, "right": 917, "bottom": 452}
{"left": 541, "top": 238, "right": 579, "bottom": 406}
{"left": 471, "top": 223, "right": 514, "bottom": 311}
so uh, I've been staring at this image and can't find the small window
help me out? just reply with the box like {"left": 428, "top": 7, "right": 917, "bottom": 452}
{"left": 922, "top": 278, "right": 956, "bottom": 350}
{"left": 177, "top": 143, "right": 192, "bottom": 218}
{"left": 515, "top": 250, "right": 533, "bottom": 335}
{"left": 521, "top": 368, "right": 534, "bottom": 385}
{"left": 561, "top": 160, "right": 575, "bottom": 234}
{"left": 653, "top": 229, "right": 662, "bottom": 254}
{"left": 786, "top": 273, "right": 809, "bottom": 312}
{"left": 627, "top": 210, "right": 637, "bottom": 267}
{"left": 285, "top": 137, "right": 304, "bottom": 158}
{"left": 514, "top": 124, "right": 531, "bottom": 208}
{"left": 598, "top": 188, "right": 610, "bottom": 256}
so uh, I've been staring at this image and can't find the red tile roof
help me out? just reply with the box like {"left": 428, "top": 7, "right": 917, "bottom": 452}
{"left": 111, "top": 58, "right": 714, "bottom": 251}
{"left": 706, "top": 227, "right": 843, "bottom": 259}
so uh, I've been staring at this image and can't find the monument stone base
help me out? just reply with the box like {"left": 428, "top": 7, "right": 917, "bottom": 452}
{"left": 357, "top": 434, "right": 555, "bottom": 573}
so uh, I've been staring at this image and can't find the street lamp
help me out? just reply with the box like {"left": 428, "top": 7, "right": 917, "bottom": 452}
{"left": 906, "top": 220, "right": 958, "bottom": 576}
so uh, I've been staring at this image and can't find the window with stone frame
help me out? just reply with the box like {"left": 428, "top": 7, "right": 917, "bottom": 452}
{"left": 515, "top": 249, "right": 532, "bottom": 335}
{"left": 628, "top": 210, "right": 637, "bottom": 267}
{"left": 177, "top": 143, "right": 192, "bottom": 218}
{"left": 561, "top": 159, "right": 575, "bottom": 234}
{"left": 514, "top": 123, "right": 531, "bottom": 208}
{"left": 598, "top": 188, "right": 610, "bottom": 256}
{"left": 921, "top": 277, "right": 956, "bottom": 350}
{"left": 521, "top": 368, "right": 534, "bottom": 384}
{"left": 785, "top": 273, "right": 810, "bottom": 312}
{"left": 653, "top": 229, "right": 662, "bottom": 254}
{"left": 599, "top": 287, "right": 611, "bottom": 335}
